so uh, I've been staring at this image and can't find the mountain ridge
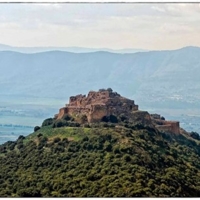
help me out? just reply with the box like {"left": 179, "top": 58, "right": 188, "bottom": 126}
{"left": 1, "top": 46, "right": 200, "bottom": 103}
{"left": 0, "top": 44, "right": 200, "bottom": 54}
{"left": 0, "top": 43, "right": 147, "bottom": 54}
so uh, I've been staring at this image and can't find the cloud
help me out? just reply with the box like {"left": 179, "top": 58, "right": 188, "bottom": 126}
{"left": 0, "top": 3, "right": 200, "bottom": 49}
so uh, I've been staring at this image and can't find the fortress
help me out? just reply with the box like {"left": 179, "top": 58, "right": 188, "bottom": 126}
{"left": 150, "top": 114, "right": 180, "bottom": 134}
{"left": 55, "top": 88, "right": 180, "bottom": 134}
{"left": 55, "top": 88, "right": 139, "bottom": 123}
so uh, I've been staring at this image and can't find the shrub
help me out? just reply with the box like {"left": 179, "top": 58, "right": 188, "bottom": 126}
{"left": 17, "top": 143, "right": 24, "bottom": 150}
{"left": 42, "top": 118, "right": 54, "bottom": 127}
{"left": 53, "top": 137, "right": 61, "bottom": 143}
{"left": 82, "top": 136, "right": 89, "bottom": 142}
{"left": 103, "top": 141, "right": 112, "bottom": 152}
{"left": 17, "top": 135, "right": 25, "bottom": 141}
{"left": 108, "top": 123, "right": 115, "bottom": 128}
{"left": 80, "top": 115, "right": 88, "bottom": 123}
{"left": 9, "top": 142, "right": 16, "bottom": 151}
{"left": 37, "top": 133, "right": 43, "bottom": 138}
{"left": 161, "top": 116, "right": 165, "bottom": 120}
{"left": 52, "top": 120, "right": 68, "bottom": 128}
{"left": 39, "top": 136, "right": 48, "bottom": 144}
{"left": 190, "top": 132, "right": 200, "bottom": 140}
{"left": 120, "top": 115, "right": 127, "bottom": 122}
{"left": 68, "top": 122, "right": 80, "bottom": 127}
{"left": 62, "top": 138, "right": 69, "bottom": 143}
{"left": 83, "top": 123, "right": 90, "bottom": 128}
{"left": 107, "top": 88, "right": 113, "bottom": 92}
{"left": 102, "top": 123, "right": 109, "bottom": 127}
{"left": 113, "top": 146, "right": 120, "bottom": 154}
{"left": 62, "top": 114, "right": 72, "bottom": 121}
{"left": 17, "top": 188, "right": 41, "bottom": 197}
{"left": 34, "top": 126, "right": 40, "bottom": 132}
{"left": 123, "top": 154, "right": 132, "bottom": 162}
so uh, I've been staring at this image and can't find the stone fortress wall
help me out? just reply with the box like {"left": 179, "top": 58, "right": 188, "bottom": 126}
{"left": 56, "top": 88, "right": 138, "bottom": 123}
{"left": 150, "top": 114, "right": 180, "bottom": 134}
{"left": 55, "top": 88, "right": 180, "bottom": 134}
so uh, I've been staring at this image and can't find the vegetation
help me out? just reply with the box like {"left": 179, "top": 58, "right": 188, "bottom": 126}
{"left": 190, "top": 132, "right": 200, "bottom": 140}
{"left": 42, "top": 118, "right": 54, "bottom": 127}
{"left": 1, "top": 121, "right": 200, "bottom": 197}
{"left": 34, "top": 126, "right": 41, "bottom": 132}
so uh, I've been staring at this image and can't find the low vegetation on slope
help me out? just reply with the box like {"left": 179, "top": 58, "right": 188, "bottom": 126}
{"left": 1, "top": 122, "right": 200, "bottom": 197}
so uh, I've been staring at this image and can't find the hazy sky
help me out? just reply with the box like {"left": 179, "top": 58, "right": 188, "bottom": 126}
{"left": 0, "top": 3, "right": 200, "bottom": 50}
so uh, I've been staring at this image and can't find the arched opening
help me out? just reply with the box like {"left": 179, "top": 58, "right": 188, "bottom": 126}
{"left": 101, "top": 115, "right": 118, "bottom": 123}
{"left": 101, "top": 116, "right": 109, "bottom": 122}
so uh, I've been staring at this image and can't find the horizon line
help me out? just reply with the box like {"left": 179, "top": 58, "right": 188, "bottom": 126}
{"left": 0, "top": 43, "right": 200, "bottom": 52}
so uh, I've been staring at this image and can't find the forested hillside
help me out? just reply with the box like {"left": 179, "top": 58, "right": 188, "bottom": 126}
{"left": 1, "top": 122, "right": 200, "bottom": 197}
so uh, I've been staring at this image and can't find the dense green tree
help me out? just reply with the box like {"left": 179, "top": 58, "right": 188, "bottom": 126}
{"left": 42, "top": 118, "right": 54, "bottom": 127}
{"left": 0, "top": 123, "right": 200, "bottom": 197}
{"left": 34, "top": 126, "right": 41, "bottom": 132}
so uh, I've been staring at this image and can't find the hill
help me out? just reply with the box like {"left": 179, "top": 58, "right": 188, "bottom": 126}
{"left": 1, "top": 89, "right": 200, "bottom": 197}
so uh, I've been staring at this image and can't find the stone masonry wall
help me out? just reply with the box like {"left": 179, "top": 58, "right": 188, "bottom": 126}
{"left": 151, "top": 115, "right": 180, "bottom": 134}
{"left": 55, "top": 89, "right": 180, "bottom": 135}
{"left": 56, "top": 89, "right": 138, "bottom": 123}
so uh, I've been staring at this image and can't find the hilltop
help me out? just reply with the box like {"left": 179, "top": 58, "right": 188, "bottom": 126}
{"left": 1, "top": 89, "right": 200, "bottom": 197}
{"left": 44, "top": 88, "right": 181, "bottom": 135}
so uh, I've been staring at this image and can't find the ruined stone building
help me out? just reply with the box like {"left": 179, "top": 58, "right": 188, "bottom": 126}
{"left": 55, "top": 88, "right": 180, "bottom": 134}
{"left": 150, "top": 114, "right": 180, "bottom": 134}
{"left": 55, "top": 88, "right": 139, "bottom": 123}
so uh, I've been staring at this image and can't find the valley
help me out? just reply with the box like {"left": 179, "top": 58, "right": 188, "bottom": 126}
{"left": 0, "top": 96, "right": 63, "bottom": 144}
{"left": 0, "top": 125, "right": 33, "bottom": 144}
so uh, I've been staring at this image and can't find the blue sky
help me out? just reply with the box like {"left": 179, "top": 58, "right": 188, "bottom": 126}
{"left": 0, "top": 3, "right": 200, "bottom": 50}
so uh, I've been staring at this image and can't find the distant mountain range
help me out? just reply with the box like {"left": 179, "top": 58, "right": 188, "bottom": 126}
{"left": 0, "top": 44, "right": 147, "bottom": 54}
{"left": 0, "top": 45, "right": 200, "bottom": 111}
